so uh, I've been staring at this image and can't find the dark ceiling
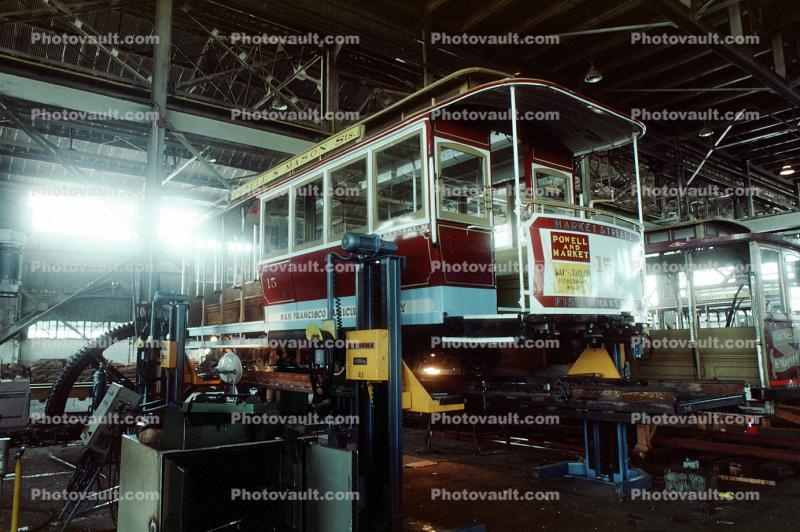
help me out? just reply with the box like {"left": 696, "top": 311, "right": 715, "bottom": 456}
{"left": 1, "top": 0, "right": 800, "bottom": 220}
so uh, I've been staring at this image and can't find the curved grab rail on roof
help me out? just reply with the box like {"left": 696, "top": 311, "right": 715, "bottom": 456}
{"left": 360, "top": 67, "right": 512, "bottom": 128}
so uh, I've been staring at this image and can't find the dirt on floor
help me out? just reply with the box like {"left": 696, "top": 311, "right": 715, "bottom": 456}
{"left": 1, "top": 430, "right": 799, "bottom": 531}
{"left": 0, "top": 443, "right": 116, "bottom": 532}
{"left": 402, "top": 428, "right": 800, "bottom": 532}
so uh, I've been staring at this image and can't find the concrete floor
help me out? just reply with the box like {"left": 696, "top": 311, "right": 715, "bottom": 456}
{"left": 2, "top": 430, "right": 798, "bottom": 531}
{"left": 403, "top": 428, "right": 800, "bottom": 532}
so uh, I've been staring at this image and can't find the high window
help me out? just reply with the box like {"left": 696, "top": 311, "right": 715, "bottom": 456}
{"left": 375, "top": 133, "right": 423, "bottom": 223}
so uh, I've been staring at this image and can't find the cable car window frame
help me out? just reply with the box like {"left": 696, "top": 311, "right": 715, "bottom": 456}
{"left": 373, "top": 130, "right": 426, "bottom": 230}
{"left": 435, "top": 140, "right": 491, "bottom": 227}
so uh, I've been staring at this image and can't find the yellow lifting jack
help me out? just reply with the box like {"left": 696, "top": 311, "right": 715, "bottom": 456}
{"left": 345, "top": 329, "right": 465, "bottom": 414}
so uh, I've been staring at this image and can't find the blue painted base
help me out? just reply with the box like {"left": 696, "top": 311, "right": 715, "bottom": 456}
{"left": 533, "top": 460, "right": 652, "bottom": 497}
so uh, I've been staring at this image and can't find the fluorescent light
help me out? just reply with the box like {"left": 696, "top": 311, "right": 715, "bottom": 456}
{"left": 780, "top": 164, "right": 795, "bottom": 176}
{"left": 698, "top": 126, "right": 714, "bottom": 138}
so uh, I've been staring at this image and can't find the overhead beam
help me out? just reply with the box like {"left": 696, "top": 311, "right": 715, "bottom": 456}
{"left": 38, "top": 0, "right": 150, "bottom": 85}
{"left": 0, "top": 72, "right": 313, "bottom": 155}
{"left": 647, "top": 0, "right": 800, "bottom": 109}
{"left": 0, "top": 171, "right": 220, "bottom": 207}
{"left": 170, "top": 131, "right": 231, "bottom": 190}
{"left": 0, "top": 137, "right": 230, "bottom": 191}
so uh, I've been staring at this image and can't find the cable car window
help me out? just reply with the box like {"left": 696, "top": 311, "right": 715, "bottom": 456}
{"left": 438, "top": 145, "right": 488, "bottom": 223}
{"left": 329, "top": 157, "right": 368, "bottom": 239}
{"left": 492, "top": 184, "right": 513, "bottom": 249}
{"left": 376, "top": 133, "right": 423, "bottom": 223}
{"left": 648, "top": 231, "right": 669, "bottom": 244}
{"left": 784, "top": 251, "right": 800, "bottom": 318}
{"left": 262, "top": 193, "right": 289, "bottom": 257}
{"left": 761, "top": 248, "right": 786, "bottom": 317}
{"left": 533, "top": 169, "right": 570, "bottom": 203}
{"left": 294, "top": 176, "right": 324, "bottom": 249}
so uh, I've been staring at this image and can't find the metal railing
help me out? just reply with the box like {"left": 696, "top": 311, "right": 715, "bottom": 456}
{"left": 520, "top": 198, "right": 643, "bottom": 233}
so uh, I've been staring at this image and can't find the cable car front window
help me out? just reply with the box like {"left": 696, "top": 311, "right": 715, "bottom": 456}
{"left": 761, "top": 248, "right": 786, "bottom": 318}
{"left": 785, "top": 251, "right": 800, "bottom": 319}
{"left": 437, "top": 144, "right": 489, "bottom": 225}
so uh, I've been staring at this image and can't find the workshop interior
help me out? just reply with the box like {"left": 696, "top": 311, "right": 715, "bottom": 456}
{"left": 2, "top": 1, "right": 800, "bottom": 531}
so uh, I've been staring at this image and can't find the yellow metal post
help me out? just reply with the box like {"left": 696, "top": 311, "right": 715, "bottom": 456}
{"left": 10, "top": 447, "right": 24, "bottom": 532}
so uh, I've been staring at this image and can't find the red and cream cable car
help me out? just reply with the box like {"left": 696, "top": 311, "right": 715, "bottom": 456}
{"left": 189, "top": 68, "right": 648, "bottom": 375}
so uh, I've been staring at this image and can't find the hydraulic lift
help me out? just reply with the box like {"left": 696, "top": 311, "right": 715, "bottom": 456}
{"left": 504, "top": 342, "right": 746, "bottom": 496}
{"left": 108, "top": 232, "right": 464, "bottom": 531}
{"left": 331, "top": 232, "right": 463, "bottom": 530}
{"left": 530, "top": 342, "right": 649, "bottom": 495}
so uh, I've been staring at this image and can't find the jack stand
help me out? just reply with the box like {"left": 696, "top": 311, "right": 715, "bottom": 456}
{"left": 533, "top": 420, "right": 651, "bottom": 496}
{"left": 535, "top": 343, "right": 651, "bottom": 496}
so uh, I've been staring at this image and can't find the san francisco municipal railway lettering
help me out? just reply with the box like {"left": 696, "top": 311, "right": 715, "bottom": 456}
{"left": 552, "top": 219, "right": 637, "bottom": 241}
{"left": 280, "top": 309, "right": 327, "bottom": 321}
{"left": 279, "top": 307, "right": 358, "bottom": 321}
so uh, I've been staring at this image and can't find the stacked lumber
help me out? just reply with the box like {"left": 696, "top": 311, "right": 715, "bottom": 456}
{"left": 30, "top": 359, "right": 69, "bottom": 383}
{"left": 0, "top": 362, "right": 29, "bottom": 379}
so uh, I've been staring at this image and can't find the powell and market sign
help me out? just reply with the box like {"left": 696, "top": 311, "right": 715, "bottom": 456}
{"left": 230, "top": 124, "right": 365, "bottom": 200}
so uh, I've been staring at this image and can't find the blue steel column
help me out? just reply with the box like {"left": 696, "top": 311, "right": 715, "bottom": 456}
{"left": 385, "top": 256, "right": 403, "bottom": 530}
{"left": 174, "top": 301, "right": 188, "bottom": 405}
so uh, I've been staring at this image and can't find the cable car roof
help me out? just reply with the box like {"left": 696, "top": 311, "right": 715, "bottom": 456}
{"left": 228, "top": 69, "right": 646, "bottom": 207}
{"left": 416, "top": 77, "right": 646, "bottom": 155}
{"left": 361, "top": 68, "right": 645, "bottom": 155}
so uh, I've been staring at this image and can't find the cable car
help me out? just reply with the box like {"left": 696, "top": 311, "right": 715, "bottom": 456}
{"left": 187, "top": 68, "right": 648, "bottom": 379}
{"left": 636, "top": 218, "right": 800, "bottom": 398}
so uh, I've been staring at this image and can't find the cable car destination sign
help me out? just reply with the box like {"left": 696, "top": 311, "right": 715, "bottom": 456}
{"left": 526, "top": 214, "right": 644, "bottom": 317}
{"left": 231, "top": 123, "right": 365, "bottom": 200}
